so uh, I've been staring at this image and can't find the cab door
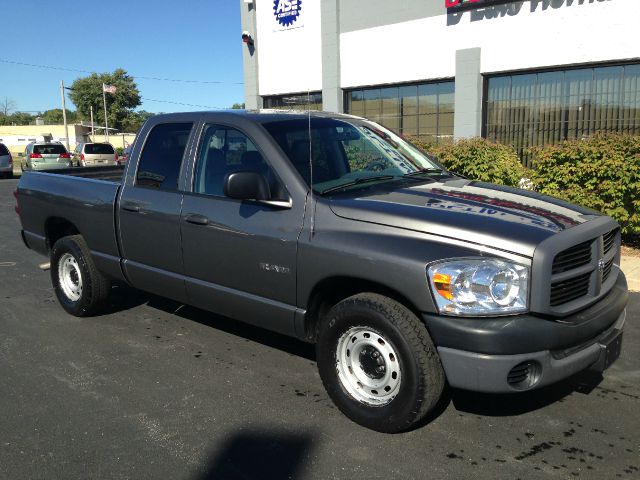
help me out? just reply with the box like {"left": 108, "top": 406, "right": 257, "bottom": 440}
{"left": 118, "top": 121, "right": 197, "bottom": 303}
{"left": 180, "top": 121, "right": 306, "bottom": 335}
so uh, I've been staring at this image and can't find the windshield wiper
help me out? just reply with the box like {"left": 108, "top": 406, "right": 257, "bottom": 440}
{"left": 403, "top": 167, "right": 445, "bottom": 178}
{"left": 320, "top": 175, "right": 396, "bottom": 195}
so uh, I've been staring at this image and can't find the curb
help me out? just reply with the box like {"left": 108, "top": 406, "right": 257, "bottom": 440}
{"left": 620, "top": 256, "right": 640, "bottom": 293}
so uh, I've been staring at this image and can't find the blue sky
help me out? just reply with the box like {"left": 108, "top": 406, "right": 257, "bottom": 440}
{"left": 1, "top": 0, "right": 245, "bottom": 114}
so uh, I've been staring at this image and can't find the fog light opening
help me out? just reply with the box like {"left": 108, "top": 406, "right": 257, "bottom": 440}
{"left": 507, "top": 361, "right": 542, "bottom": 390}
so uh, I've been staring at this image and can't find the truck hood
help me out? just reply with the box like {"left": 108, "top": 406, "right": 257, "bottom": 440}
{"left": 328, "top": 178, "right": 601, "bottom": 257}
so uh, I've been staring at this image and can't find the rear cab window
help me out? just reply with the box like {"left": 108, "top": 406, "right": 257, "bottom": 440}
{"left": 0, "top": 144, "right": 9, "bottom": 155}
{"left": 33, "top": 144, "right": 67, "bottom": 155}
{"left": 136, "top": 122, "right": 193, "bottom": 190}
{"left": 85, "top": 144, "right": 114, "bottom": 155}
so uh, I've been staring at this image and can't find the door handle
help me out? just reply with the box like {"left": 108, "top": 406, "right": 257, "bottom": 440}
{"left": 185, "top": 214, "right": 209, "bottom": 226}
{"left": 122, "top": 203, "right": 141, "bottom": 213}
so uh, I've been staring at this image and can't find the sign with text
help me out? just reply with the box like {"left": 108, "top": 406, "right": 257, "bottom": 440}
{"left": 445, "top": 0, "right": 522, "bottom": 12}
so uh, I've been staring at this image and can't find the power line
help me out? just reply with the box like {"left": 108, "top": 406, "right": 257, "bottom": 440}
{"left": 0, "top": 58, "right": 244, "bottom": 86}
{"left": 141, "top": 97, "right": 223, "bottom": 109}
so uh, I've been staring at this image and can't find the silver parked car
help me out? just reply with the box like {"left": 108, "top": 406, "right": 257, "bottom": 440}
{"left": 73, "top": 142, "right": 118, "bottom": 167}
{"left": 0, "top": 143, "right": 13, "bottom": 178}
{"left": 22, "top": 142, "right": 73, "bottom": 171}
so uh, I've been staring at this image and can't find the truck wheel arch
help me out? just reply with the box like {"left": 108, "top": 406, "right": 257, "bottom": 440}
{"left": 303, "top": 276, "right": 423, "bottom": 343}
{"left": 45, "top": 217, "right": 80, "bottom": 252}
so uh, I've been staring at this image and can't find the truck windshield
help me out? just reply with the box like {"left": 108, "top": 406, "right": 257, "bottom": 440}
{"left": 263, "top": 118, "right": 444, "bottom": 194}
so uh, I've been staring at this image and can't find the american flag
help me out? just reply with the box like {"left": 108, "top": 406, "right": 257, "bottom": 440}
{"left": 102, "top": 83, "right": 117, "bottom": 94}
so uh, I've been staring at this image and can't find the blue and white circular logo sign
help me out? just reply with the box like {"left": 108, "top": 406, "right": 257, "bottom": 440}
{"left": 273, "top": 0, "right": 302, "bottom": 28}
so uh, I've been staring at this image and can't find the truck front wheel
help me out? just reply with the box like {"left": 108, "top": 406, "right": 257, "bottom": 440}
{"left": 316, "top": 293, "right": 445, "bottom": 433}
{"left": 50, "top": 235, "right": 111, "bottom": 316}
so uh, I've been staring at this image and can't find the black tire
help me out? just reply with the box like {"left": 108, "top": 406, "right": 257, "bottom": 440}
{"left": 50, "top": 235, "right": 111, "bottom": 316}
{"left": 316, "top": 293, "right": 445, "bottom": 433}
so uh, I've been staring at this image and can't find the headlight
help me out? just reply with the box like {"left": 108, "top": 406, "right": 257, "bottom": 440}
{"left": 427, "top": 258, "right": 529, "bottom": 316}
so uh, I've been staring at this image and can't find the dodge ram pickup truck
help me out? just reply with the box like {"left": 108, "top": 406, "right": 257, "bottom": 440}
{"left": 15, "top": 111, "right": 628, "bottom": 433}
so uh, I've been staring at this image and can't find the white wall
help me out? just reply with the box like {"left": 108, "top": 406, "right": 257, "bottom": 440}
{"left": 256, "top": 0, "right": 323, "bottom": 95}
{"left": 340, "top": 0, "right": 640, "bottom": 88}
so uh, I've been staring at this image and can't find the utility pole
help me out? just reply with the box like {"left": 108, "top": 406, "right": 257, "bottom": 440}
{"left": 90, "top": 105, "right": 95, "bottom": 142}
{"left": 60, "top": 80, "right": 70, "bottom": 151}
{"left": 102, "top": 83, "right": 109, "bottom": 142}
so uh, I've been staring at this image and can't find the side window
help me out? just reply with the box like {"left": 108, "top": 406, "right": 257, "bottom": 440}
{"left": 136, "top": 122, "right": 193, "bottom": 190}
{"left": 193, "top": 124, "right": 284, "bottom": 199}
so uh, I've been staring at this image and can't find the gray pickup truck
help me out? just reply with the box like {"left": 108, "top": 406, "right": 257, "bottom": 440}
{"left": 15, "top": 111, "right": 627, "bottom": 432}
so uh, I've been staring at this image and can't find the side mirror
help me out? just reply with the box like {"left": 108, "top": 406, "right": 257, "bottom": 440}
{"left": 224, "top": 171, "right": 271, "bottom": 201}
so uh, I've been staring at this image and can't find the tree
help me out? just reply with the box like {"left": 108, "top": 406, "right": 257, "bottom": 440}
{"left": 120, "top": 110, "right": 155, "bottom": 133}
{"left": 0, "top": 112, "right": 35, "bottom": 125}
{"left": 231, "top": 103, "right": 245, "bottom": 109}
{"left": 42, "top": 109, "right": 80, "bottom": 125}
{"left": 69, "top": 69, "right": 141, "bottom": 131}
{"left": 0, "top": 97, "right": 17, "bottom": 116}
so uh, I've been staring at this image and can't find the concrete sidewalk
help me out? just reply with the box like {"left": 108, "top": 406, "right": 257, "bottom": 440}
{"left": 621, "top": 255, "right": 640, "bottom": 292}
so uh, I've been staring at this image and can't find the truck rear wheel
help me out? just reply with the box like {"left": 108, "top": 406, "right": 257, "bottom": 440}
{"left": 316, "top": 293, "right": 445, "bottom": 433}
{"left": 51, "top": 235, "right": 111, "bottom": 316}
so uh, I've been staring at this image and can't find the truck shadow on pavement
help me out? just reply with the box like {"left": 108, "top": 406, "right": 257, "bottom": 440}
{"left": 193, "top": 430, "right": 315, "bottom": 480}
{"left": 108, "top": 285, "right": 606, "bottom": 422}
{"left": 449, "top": 370, "right": 603, "bottom": 417}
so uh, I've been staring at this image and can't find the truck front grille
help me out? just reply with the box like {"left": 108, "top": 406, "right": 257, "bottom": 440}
{"left": 603, "top": 228, "right": 618, "bottom": 255}
{"left": 552, "top": 240, "right": 592, "bottom": 274}
{"left": 550, "top": 272, "right": 591, "bottom": 306}
{"left": 545, "top": 227, "right": 620, "bottom": 311}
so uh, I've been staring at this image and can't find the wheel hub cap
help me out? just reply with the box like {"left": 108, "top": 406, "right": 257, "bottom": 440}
{"left": 58, "top": 253, "right": 83, "bottom": 301}
{"left": 336, "top": 327, "right": 401, "bottom": 406}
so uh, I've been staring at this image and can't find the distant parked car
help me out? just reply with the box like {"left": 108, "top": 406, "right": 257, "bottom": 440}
{"left": 73, "top": 143, "right": 118, "bottom": 167}
{"left": 22, "top": 142, "right": 73, "bottom": 171}
{"left": 120, "top": 144, "right": 133, "bottom": 164}
{"left": 0, "top": 143, "right": 13, "bottom": 178}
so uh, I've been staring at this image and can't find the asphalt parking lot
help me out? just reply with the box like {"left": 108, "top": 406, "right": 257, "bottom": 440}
{"left": 1, "top": 177, "right": 639, "bottom": 480}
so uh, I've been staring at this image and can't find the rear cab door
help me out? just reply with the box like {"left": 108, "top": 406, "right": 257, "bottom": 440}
{"left": 117, "top": 114, "right": 200, "bottom": 303}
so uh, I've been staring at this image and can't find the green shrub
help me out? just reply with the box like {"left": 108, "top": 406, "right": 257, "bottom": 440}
{"left": 407, "top": 136, "right": 527, "bottom": 187}
{"left": 529, "top": 133, "right": 640, "bottom": 235}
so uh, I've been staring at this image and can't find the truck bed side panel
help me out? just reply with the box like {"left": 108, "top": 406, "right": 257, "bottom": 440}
{"left": 18, "top": 171, "right": 124, "bottom": 281}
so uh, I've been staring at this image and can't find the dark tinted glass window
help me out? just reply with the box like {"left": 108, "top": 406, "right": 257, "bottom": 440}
{"left": 0, "top": 144, "right": 9, "bottom": 155}
{"left": 34, "top": 144, "right": 67, "bottom": 155}
{"left": 263, "top": 92, "right": 322, "bottom": 110}
{"left": 345, "top": 80, "right": 455, "bottom": 144}
{"left": 194, "top": 124, "right": 284, "bottom": 199}
{"left": 85, "top": 143, "right": 115, "bottom": 154}
{"left": 136, "top": 122, "right": 193, "bottom": 190}
{"left": 485, "top": 63, "right": 640, "bottom": 166}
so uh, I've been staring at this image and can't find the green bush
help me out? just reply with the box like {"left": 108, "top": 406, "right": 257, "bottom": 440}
{"left": 407, "top": 137, "right": 527, "bottom": 187}
{"left": 529, "top": 133, "right": 640, "bottom": 235}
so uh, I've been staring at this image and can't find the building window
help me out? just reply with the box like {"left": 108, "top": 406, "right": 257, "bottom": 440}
{"left": 485, "top": 63, "right": 640, "bottom": 166}
{"left": 344, "top": 80, "right": 455, "bottom": 144}
{"left": 263, "top": 92, "right": 322, "bottom": 110}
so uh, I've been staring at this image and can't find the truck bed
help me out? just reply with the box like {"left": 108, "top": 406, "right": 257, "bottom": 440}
{"left": 18, "top": 169, "right": 123, "bottom": 277}
{"left": 33, "top": 165, "right": 125, "bottom": 183}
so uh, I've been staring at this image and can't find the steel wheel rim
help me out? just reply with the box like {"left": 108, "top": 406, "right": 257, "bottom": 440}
{"left": 336, "top": 326, "right": 402, "bottom": 406}
{"left": 58, "top": 253, "right": 82, "bottom": 301}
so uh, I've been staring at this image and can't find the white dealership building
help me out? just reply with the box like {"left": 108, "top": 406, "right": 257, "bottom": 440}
{"left": 240, "top": 0, "right": 640, "bottom": 163}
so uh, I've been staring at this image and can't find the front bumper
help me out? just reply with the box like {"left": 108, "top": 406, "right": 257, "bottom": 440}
{"left": 422, "top": 273, "right": 628, "bottom": 393}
